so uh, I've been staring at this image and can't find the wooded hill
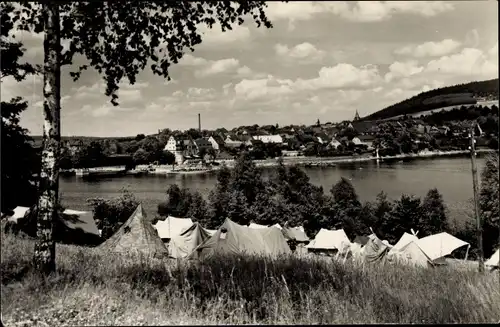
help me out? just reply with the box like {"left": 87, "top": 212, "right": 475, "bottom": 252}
{"left": 363, "top": 78, "right": 499, "bottom": 121}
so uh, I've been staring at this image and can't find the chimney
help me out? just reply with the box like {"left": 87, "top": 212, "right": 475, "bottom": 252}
{"left": 198, "top": 113, "right": 201, "bottom": 133}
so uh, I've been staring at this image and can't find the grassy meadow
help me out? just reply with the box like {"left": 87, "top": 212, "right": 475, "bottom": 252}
{"left": 1, "top": 227, "right": 499, "bottom": 326}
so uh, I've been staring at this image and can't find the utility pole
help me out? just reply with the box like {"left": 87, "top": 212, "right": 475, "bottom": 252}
{"left": 469, "top": 122, "right": 484, "bottom": 273}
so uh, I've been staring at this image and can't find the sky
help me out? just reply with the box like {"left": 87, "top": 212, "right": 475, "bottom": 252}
{"left": 1, "top": 1, "right": 498, "bottom": 137}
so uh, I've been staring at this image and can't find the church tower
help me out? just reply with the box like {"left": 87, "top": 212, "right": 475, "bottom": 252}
{"left": 353, "top": 110, "right": 360, "bottom": 121}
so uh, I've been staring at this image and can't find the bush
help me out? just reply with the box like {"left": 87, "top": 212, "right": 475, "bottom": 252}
{"left": 87, "top": 190, "right": 139, "bottom": 239}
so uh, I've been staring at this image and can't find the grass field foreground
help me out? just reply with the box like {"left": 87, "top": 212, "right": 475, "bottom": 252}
{"left": 1, "top": 229, "right": 499, "bottom": 325}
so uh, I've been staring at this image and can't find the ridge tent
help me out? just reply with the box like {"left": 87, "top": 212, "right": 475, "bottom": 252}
{"left": 169, "top": 222, "right": 212, "bottom": 259}
{"left": 7, "top": 205, "right": 101, "bottom": 246}
{"left": 306, "top": 228, "right": 351, "bottom": 255}
{"left": 206, "top": 229, "right": 217, "bottom": 236}
{"left": 187, "top": 218, "right": 291, "bottom": 260}
{"left": 100, "top": 204, "right": 168, "bottom": 258}
{"left": 392, "top": 232, "right": 419, "bottom": 251}
{"left": 387, "top": 241, "right": 434, "bottom": 268}
{"left": 272, "top": 223, "right": 283, "bottom": 230}
{"left": 248, "top": 222, "right": 268, "bottom": 229}
{"left": 485, "top": 249, "right": 499, "bottom": 268}
{"left": 363, "top": 234, "right": 390, "bottom": 263}
{"left": 416, "top": 232, "right": 470, "bottom": 262}
{"left": 154, "top": 216, "right": 193, "bottom": 241}
{"left": 281, "top": 226, "right": 309, "bottom": 243}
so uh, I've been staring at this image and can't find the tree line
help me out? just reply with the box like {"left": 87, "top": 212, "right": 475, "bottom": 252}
{"left": 364, "top": 78, "right": 499, "bottom": 121}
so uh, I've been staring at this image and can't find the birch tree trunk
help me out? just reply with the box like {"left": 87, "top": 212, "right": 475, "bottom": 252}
{"left": 33, "top": 3, "right": 61, "bottom": 274}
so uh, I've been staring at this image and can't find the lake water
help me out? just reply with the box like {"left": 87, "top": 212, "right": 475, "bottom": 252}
{"left": 59, "top": 155, "right": 489, "bottom": 224}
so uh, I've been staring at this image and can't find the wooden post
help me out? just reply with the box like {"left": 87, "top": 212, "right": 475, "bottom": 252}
{"left": 469, "top": 123, "right": 484, "bottom": 273}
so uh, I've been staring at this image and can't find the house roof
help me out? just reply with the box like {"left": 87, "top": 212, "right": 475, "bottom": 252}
{"left": 253, "top": 135, "right": 283, "bottom": 143}
{"left": 210, "top": 135, "right": 224, "bottom": 145}
{"left": 195, "top": 138, "right": 212, "bottom": 146}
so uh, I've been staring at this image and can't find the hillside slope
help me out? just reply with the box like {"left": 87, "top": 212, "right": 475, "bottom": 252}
{"left": 363, "top": 79, "right": 499, "bottom": 121}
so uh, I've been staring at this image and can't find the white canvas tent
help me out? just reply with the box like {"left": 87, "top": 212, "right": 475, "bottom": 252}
{"left": 382, "top": 240, "right": 393, "bottom": 248}
{"left": 248, "top": 222, "right": 268, "bottom": 229}
{"left": 485, "top": 249, "right": 499, "bottom": 267}
{"left": 272, "top": 223, "right": 283, "bottom": 230}
{"left": 206, "top": 229, "right": 217, "bottom": 236}
{"left": 388, "top": 241, "right": 433, "bottom": 268}
{"left": 5, "top": 206, "right": 30, "bottom": 223}
{"left": 154, "top": 216, "right": 194, "bottom": 240}
{"left": 392, "top": 232, "right": 419, "bottom": 251}
{"left": 306, "top": 228, "right": 351, "bottom": 253}
{"left": 416, "top": 232, "right": 470, "bottom": 262}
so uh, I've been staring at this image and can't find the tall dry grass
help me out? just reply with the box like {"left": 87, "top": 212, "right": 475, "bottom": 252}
{"left": 1, "top": 228, "right": 499, "bottom": 325}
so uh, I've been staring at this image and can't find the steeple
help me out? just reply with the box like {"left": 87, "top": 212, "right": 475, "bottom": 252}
{"left": 353, "top": 110, "right": 360, "bottom": 121}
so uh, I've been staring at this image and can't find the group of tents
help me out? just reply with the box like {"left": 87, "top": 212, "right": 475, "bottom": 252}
{"left": 2, "top": 204, "right": 499, "bottom": 269}
{"left": 153, "top": 216, "right": 309, "bottom": 259}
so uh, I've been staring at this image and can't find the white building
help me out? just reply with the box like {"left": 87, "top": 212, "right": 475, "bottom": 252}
{"left": 329, "top": 138, "right": 341, "bottom": 149}
{"left": 164, "top": 136, "right": 178, "bottom": 152}
{"left": 207, "top": 135, "right": 223, "bottom": 151}
{"left": 252, "top": 135, "right": 283, "bottom": 144}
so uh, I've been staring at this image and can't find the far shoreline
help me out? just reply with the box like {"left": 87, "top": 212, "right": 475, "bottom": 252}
{"left": 60, "top": 148, "right": 497, "bottom": 177}
{"left": 146, "top": 148, "right": 497, "bottom": 175}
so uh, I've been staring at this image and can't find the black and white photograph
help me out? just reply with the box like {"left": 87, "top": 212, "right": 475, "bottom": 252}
{"left": 1, "top": 1, "right": 499, "bottom": 325}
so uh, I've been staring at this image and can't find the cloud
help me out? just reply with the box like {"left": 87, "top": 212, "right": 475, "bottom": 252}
{"left": 395, "top": 39, "right": 462, "bottom": 57}
{"left": 489, "top": 43, "right": 498, "bottom": 57}
{"left": 275, "top": 42, "right": 326, "bottom": 64}
{"left": 233, "top": 62, "right": 383, "bottom": 103}
{"left": 425, "top": 46, "right": 498, "bottom": 78}
{"left": 197, "top": 22, "right": 251, "bottom": 46}
{"left": 234, "top": 76, "right": 294, "bottom": 100}
{"left": 464, "top": 29, "right": 480, "bottom": 48}
{"left": 80, "top": 104, "right": 125, "bottom": 118}
{"left": 384, "top": 60, "right": 424, "bottom": 82}
{"left": 179, "top": 54, "right": 264, "bottom": 79}
{"left": 186, "top": 87, "right": 217, "bottom": 100}
{"left": 295, "top": 63, "right": 382, "bottom": 90}
{"left": 266, "top": 1, "right": 455, "bottom": 27}
{"left": 195, "top": 58, "right": 240, "bottom": 78}
{"left": 118, "top": 89, "right": 142, "bottom": 103}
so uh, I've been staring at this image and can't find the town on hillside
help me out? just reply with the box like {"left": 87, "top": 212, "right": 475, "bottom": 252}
{"left": 42, "top": 101, "right": 499, "bottom": 172}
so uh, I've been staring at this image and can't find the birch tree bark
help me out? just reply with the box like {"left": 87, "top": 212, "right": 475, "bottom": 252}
{"left": 33, "top": 3, "right": 61, "bottom": 274}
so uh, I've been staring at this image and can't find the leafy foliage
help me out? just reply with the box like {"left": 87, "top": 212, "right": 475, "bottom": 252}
{"left": 1, "top": 98, "right": 40, "bottom": 211}
{"left": 1, "top": 5, "right": 39, "bottom": 212}
{"left": 418, "top": 188, "right": 449, "bottom": 237}
{"left": 87, "top": 190, "right": 139, "bottom": 239}
{"left": 380, "top": 194, "right": 422, "bottom": 245}
{"left": 157, "top": 184, "right": 208, "bottom": 221}
{"left": 479, "top": 154, "right": 499, "bottom": 258}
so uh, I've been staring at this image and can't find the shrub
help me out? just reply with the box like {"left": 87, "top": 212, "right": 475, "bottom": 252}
{"left": 87, "top": 190, "right": 139, "bottom": 239}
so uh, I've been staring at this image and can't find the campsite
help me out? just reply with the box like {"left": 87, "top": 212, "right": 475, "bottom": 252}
{"left": 2, "top": 203, "right": 500, "bottom": 325}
